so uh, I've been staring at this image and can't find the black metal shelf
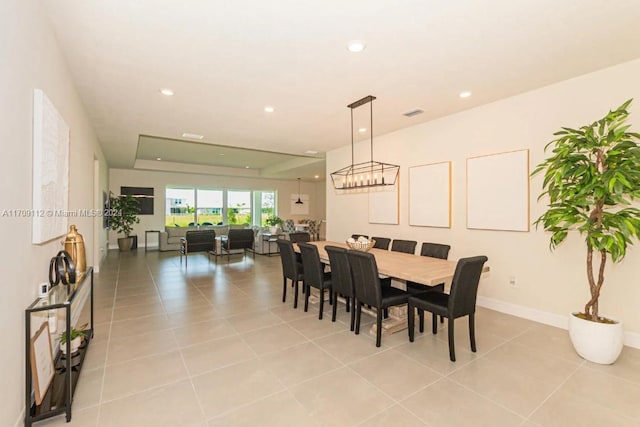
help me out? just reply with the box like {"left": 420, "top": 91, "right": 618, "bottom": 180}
{"left": 25, "top": 268, "right": 94, "bottom": 427}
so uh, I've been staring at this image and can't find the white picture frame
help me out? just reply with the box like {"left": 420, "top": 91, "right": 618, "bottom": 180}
{"left": 30, "top": 322, "right": 55, "bottom": 405}
{"left": 32, "top": 89, "right": 69, "bottom": 244}
{"left": 368, "top": 179, "right": 399, "bottom": 225}
{"left": 466, "top": 149, "right": 530, "bottom": 231}
{"left": 409, "top": 161, "right": 451, "bottom": 228}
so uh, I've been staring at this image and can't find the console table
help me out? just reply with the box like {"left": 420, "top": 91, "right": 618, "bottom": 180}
{"left": 25, "top": 268, "right": 94, "bottom": 426}
{"left": 261, "top": 233, "right": 283, "bottom": 256}
{"left": 145, "top": 230, "right": 161, "bottom": 252}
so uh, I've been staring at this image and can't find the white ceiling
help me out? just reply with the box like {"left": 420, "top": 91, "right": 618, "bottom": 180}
{"left": 42, "top": 0, "right": 640, "bottom": 180}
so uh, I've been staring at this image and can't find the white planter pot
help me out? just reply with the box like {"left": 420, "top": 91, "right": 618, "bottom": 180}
{"left": 269, "top": 226, "right": 279, "bottom": 234}
{"left": 568, "top": 313, "right": 623, "bottom": 365}
{"left": 61, "top": 336, "right": 82, "bottom": 355}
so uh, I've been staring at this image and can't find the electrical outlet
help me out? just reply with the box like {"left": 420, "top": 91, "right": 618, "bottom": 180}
{"left": 509, "top": 276, "right": 517, "bottom": 287}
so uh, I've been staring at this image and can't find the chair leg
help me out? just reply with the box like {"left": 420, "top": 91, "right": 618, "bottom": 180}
{"left": 318, "top": 288, "right": 324, "bottom": 320}
{"left": 419, "top": 310, "right": 424, "bottom": 333}
{"left": 448, "top": 318, "right": 456, "bottom": 362}
{"left": 293, "top": 280, "right": 299, "bottom": 309}
{"left": 383, "top": 307, "right": 389, "bottom": 319}
{"left": 376, "top": 309, "right": 383, "bottom": 347}
{"left": 350, "top": 298, "right": 356, "bottom": 332}
{"left": 304, "top": 284, "right": 310, "bottom": 312}
{"left": 355, "top": 303, "right": 362, "bottom": 335}
{"left": 469, "top": 313, "right": 476, "bottom": 353}
{"left": 345, "top": 297, "right": 350, "bottom": 312}
{"left": 282, "top": 277, "right": 287, "bottom": 303}
{"left": 408, "top": 303, "right": 415, "bottom": 342}
{"left": 331, "top": 291, "right": 338, "bottom": 322}
{"left": 440, "top": 315, "right": 444, "bottom": 323}
{"left": 432, "top": 313, "right": 438, "bottom": 334}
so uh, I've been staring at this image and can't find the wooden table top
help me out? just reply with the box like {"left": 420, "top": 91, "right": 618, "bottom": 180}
{"left": 303, "top": 241, "right": 489, "bottom": 286}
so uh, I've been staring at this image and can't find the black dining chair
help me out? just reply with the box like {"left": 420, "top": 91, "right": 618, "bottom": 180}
{"left": 325, "top": 245, "right": 356, "bottom": 330}
{"left": 289, "top": 232, "right": 310, "bottom": 243}
{"left": 371, "top": 237, "right": 391, "bottom": 250}
{"left": 407, "top": 243, "right": 451, "bottom": 323}
{"left": 391, "top": 239, "right": 417, "bottom": 254}
{"left": 276, "top": 239, "right": 304, "bottom": 309}
{"left": 347, "top": 250, "right": 410, "bottom": 347}
{"left": 407, "top": 255, "right": 488, "bottom": 362}
{"left": 298, "top": 243, "right": 333, "bottom": 320}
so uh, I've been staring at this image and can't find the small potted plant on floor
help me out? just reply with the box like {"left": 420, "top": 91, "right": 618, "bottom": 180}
{"left": 532, "top": 99, "right": 640, "bottom": 364}
{"left": 109, "top": 195, "right": 141, "bottom": 251}
{"left": 60, "top": 323, "right": 88, "bottom": 355}
{"left": 266, "top": 215, "right": 283, "bottom": 234}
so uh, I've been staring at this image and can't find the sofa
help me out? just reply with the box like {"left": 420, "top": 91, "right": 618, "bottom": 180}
{"left": 159, "top": 224, "right": 248, "bottom": 251}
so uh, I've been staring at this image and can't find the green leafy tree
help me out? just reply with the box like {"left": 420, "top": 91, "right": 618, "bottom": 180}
{"left": 532, "top": 99, "right": 640, "bottom": 322}
{"left": 109, "top": 195, "right": 141, "bottom": 237}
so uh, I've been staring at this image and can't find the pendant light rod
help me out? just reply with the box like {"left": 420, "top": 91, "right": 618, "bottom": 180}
{"left": 295, "top": 178, "right": 303, "bottom": 204}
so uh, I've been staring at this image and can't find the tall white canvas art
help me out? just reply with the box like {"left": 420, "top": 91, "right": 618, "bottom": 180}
{"left": 32, "top": 89, "right": 69, "bottom": 243}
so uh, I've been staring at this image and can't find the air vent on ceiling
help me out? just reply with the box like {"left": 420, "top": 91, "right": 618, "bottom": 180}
{"left": 403, "top": 109, "right": 424, "bottom": 117}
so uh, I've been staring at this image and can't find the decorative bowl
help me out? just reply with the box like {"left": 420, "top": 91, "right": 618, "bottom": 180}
{"left": 346, "top": 239, "right": 375, "bottom": 252}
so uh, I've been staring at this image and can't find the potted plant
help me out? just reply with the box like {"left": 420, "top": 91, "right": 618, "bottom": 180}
{"left": 532, "top": 99, "right": 640, "bottom": 364}
{"left": 109, "top": 195, "right": 141, "bottom": 251}
{"left": 265, "top": 215, "right": 283, "bottom": 234}
{"left": 60, "top": 323, "right": 87, "bottom": 355}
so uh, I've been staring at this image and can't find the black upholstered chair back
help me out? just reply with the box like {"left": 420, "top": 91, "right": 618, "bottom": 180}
{"left": 225, "top": 229, "right": 254, "bottom": 250}
{"left": 276, "top": 239, "right": 300, "bottom": 281}
{"left": 391, "top": 239, "right": 417, "bottom": 254}
{"left": 298, "top": 243, "right": 325, "bottom": 289}
{"left": 325, "top": 245, "right": 354, "bottom": 298}
{"left": 448, "top": 256, "right": 488, "bottom": 317}
{"left": 289, "top": 232, "right": 311, "bottom": 243}
{"left": 371, "top": 237, "right": 391, "bottom": 250}
{"left": 347, "top": 250, "right": 382, "bottom": 307}
{"left": 420, "top": 242, "right": 451, "bottom": 259}
{"left": 184, "top": 230, "right": 216, "bottom": 252}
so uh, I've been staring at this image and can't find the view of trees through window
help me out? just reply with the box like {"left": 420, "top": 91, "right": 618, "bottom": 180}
{"left": 165, "top": 187, "right": 276, "bottom": 227}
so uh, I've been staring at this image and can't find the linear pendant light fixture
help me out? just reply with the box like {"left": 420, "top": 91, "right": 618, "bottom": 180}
{"left": 295, "top": 178, "right": 303, "bottom": 204}
{"left": 330, "top": 95, "right": 400, "bottom": 189}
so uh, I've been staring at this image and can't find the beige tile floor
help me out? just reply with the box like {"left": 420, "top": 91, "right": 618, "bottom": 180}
{"left": 39, "top": 250, "right": 640, "bottom": 427}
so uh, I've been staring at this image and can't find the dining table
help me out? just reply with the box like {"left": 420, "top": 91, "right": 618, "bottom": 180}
{"left": 300, "top": 241, "right": 490, "bottom": 336}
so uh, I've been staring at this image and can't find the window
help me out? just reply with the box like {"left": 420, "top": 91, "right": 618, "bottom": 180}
{"left": 165, "top": 187, "right": 274, "bottom": 227}
{"left": 227, "top": 190, "right": 251, "bottom": 225}
{"left": 166, "top": 188, "right": 195, "bottom": 227}
{"left": 196, "top": 189, "right": 223, "bottom": 225}
{"left": 258, "top": 191, "right": 276, "bottom": 226}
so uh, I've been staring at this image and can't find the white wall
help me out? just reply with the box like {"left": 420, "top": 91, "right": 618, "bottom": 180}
{"left": 327, "top": 58, "right": 640, "bottom": 343}
{"left": 0, "top": 1, "right": 108, "bottom": 425}
{"left": 108, "top": 168, "right": 326, "bottom": 246}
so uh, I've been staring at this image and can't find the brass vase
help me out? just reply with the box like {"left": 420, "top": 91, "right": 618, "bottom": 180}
{"left": 64, "top": 225, "right": 86, "bottom": 273}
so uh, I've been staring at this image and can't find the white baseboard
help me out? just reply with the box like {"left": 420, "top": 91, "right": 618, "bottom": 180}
{"left": 477, "top": 296, "right": 640, "bottom": 350}
{"left": 14, "top": 408, "right": 24, "bottom": 427}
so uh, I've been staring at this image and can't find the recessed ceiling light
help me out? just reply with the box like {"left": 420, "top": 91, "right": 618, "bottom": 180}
{"left": 358, "top": 127, "right": 367, "bottom": 133}
{"left": 264, "top": 106, "right": 275, "bottom": 113}
{"left": 182, "top": 132, "right": 204, "bottom": 140}
{"left": 347, "top": 40, "right": 366, "bottom": 52}
{"left": 314, "top": 175, "right": 319, "bottom": 179}
{"left": 160, "top": 88, "right": 174, "bottom": 96}
{"left": 156, "top": 157, "right": 162, "bottom": 161}
{"left": 304, "top": 150, "right": 318, "bottom": 154}
{"left": 245, "top": 165, "right": 250, "bottom": 169}
{"left": 218, "top": 153, "right": 225, "bottom": 156}
{"left": 459, "top": 91, "right": 472, "bottom": 98}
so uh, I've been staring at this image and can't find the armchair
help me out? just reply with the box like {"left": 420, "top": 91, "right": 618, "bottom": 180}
{"left": 221, "top": 229, "right": 255, "bottom": 262}
{"left": 179, "top": 230, "right": 216, "bottom": 266}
